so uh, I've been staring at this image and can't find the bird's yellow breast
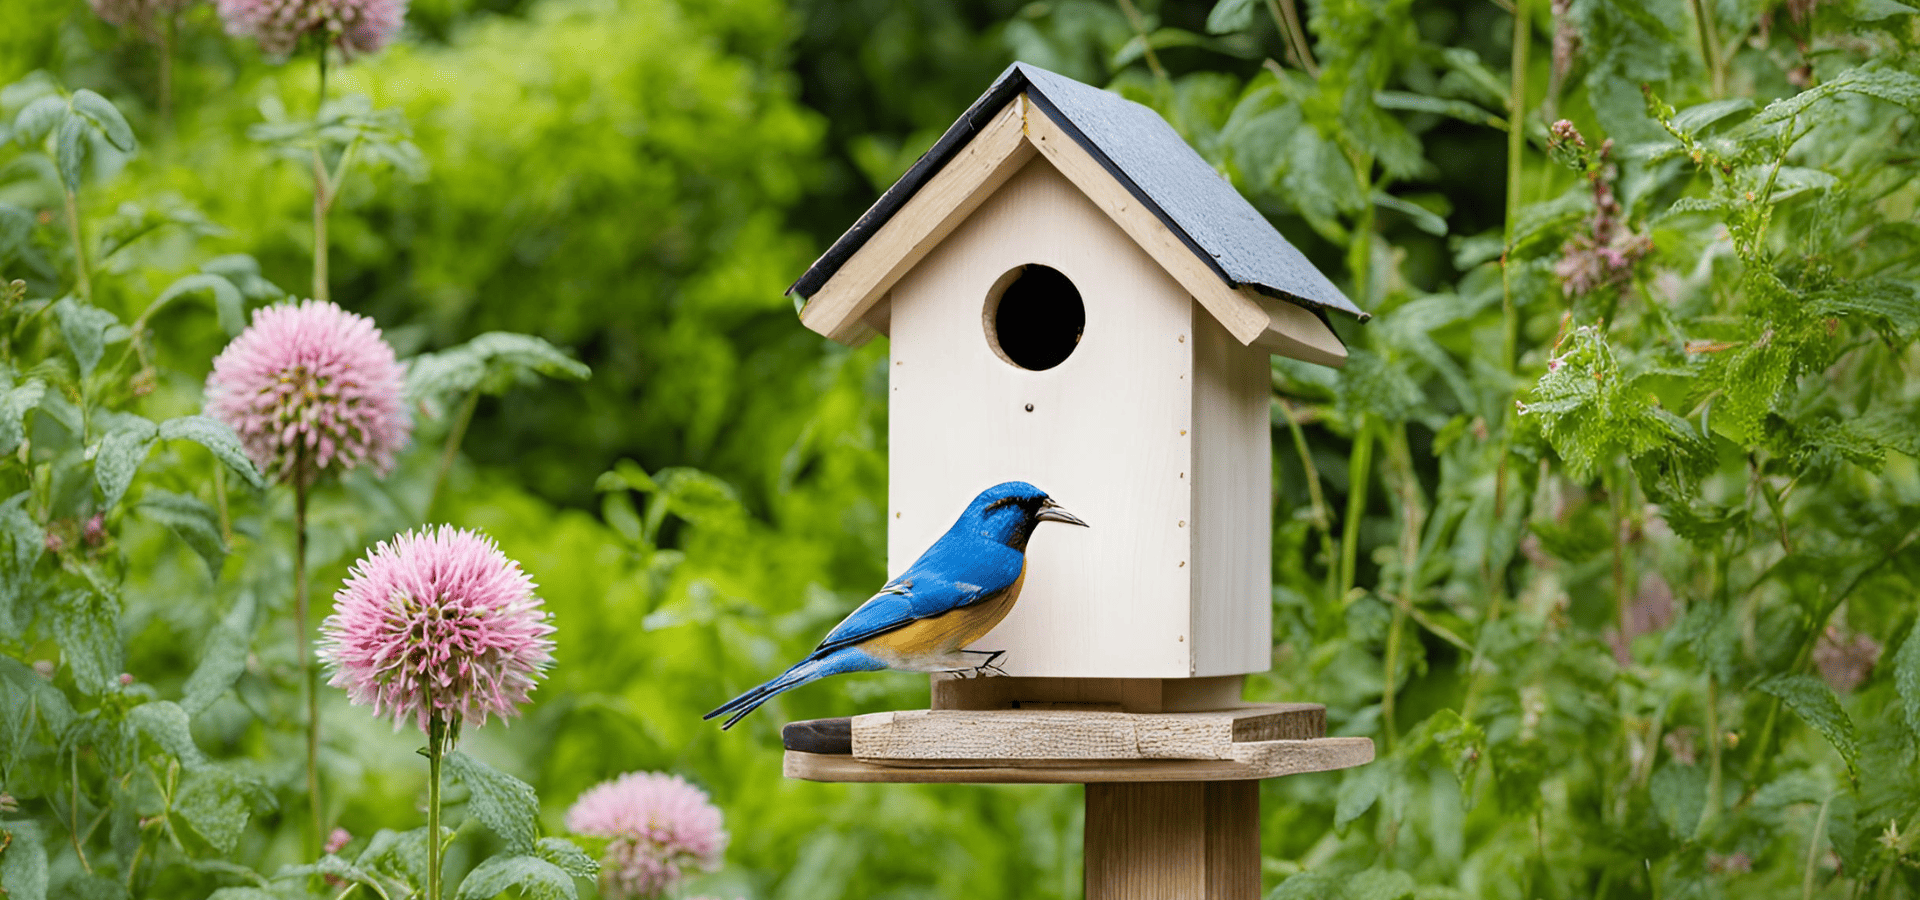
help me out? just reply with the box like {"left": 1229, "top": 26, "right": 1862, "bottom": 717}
{"left": 861, "top": 564, "right": 1026, "bottom": 666}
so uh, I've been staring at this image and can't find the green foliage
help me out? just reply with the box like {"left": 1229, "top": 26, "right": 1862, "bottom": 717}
{"left": 3, "top": 0, "right": 1917, "bottom": 898}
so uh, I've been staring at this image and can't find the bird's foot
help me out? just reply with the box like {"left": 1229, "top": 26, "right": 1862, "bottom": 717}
{"left": 963, "top": 649, "right": 1008, "bottom": 677}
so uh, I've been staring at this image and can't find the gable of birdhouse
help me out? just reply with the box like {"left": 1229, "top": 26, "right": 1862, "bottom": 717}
{"left": 788, "top": 62, "right": 1362, "bottom": 367}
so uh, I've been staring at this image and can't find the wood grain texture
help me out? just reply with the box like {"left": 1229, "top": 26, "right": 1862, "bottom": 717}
{"left": 782, "top": 736, "right": 1374, "bottom": 783}
{"left": 1083, "top": 781, "right": 1260, "bottom": 900}
{"left": 851, "top": 704, "right": 1323, "bottom": 762}
{"left": 1021, "top": 103, "right": 1271, "bottom": 346}
{"left": 1246, "top": 287, "right": 1347, "bottom": 367}
{"left": 798, "top": 98, "right": 1036, "bottom": 344}
{"left": 888, "top": 155, "right": 1197, "bottom": 679}
{"left": 932, "top": 675, "right": 1247, "bottom": 712}
{"left": 1190, "top": 315, "right": 1272, "bottom": 676}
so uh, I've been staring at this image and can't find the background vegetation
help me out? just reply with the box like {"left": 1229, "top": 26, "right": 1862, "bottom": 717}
{"left": 2, "top": 0, "right": 1918, "bottom": 897}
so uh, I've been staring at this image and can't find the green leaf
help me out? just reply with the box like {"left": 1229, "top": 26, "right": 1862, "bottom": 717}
{"left": 182, "top": 591, "right": 255, "bottom": 715}
{"left": 129, "top": 700, "right": 205, "bottom": 766}
{"left": 158, "top": 415, "right": 267, "bottom": 489}
{"left": 1895, "top": 628, "right": 1920, "bottom": 736}
{"left": 1205, "top": 0, "right": 1260, "bottom": 33}
{"left": 0, "top": 820, "right": 49, "bottom": 900}
{"left": 406, "top": 332, "right": 591, "bottom": 408}
{"left": 1345, "top": 867, "right": 1416, "bottom": 900}
{"left": 51, "top": 589, "right": 120, "bottom": 695}
{"left": 13, "top": 95, "right": 67, "bottom": 146}
{"left": 207, "top": 889, "right": 282, "bottom": 900}
{"left": 148, "top": 273, "right": 245, "bottom": 338}
{"left": 1670, "top": 97, "right": 1753, "bottom": 134}
{"left": 0, "top": 378, "right": 45, "bottom": 456}
{"left": 0, "top": 491, "right": 43, "bottom": 574}
{"left": 1649, "top": 762, "right": 1706, "bottom": 839}
{"left": 53, "top": 298, "right": 126, "bottom": 378}
{"left": 93, "top": 417, "right": 158, "bottom": 510}
{"left": 54, "top": 111, "right": 86, "bottom": 191}
{"left": 175, "top": 765, "right": 255, "bottom": 853}
{"left": 1334, "top": 763, "right": 1386, "bottom": 829}
{"left": 447, "top": 750, "right": 540, "bottom": 852}
{"left": 534, "top": 837, "right": 599, "bottom": 879}
{"left": 356, "top": 826, "right": 438, "bottom": 886}
{"left": 68, "top": 90, "right": 134, "bottom": 153}
{"left": 137, "top": 490, "right": 227, "bottom": 578}
{"left": 1373, "top": 91, "right": 1503, "bottom": 127}
{"left": 1373, "top": 191, "right": 1448, "bottom": 236}
{"left": 455, "top": 854, "right": 576, "bottom": 900}
{"left": 1756, "top": 673, "right": 1858, "bottom": 769}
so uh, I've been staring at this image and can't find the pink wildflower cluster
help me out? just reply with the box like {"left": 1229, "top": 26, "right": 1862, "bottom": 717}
{"left": 1814, "top": 626, "right": 1880, "bottom": 693}
{"left": 1548, "top": 121, "right": 1651, "bottom": 299}
{"left": 215, "top": 0, "right": 406, "bottom": 59}
{"left": 89, "top": 0, "right": 195, "bottom": 39}
{"left": 566, "top": 772, "right": 728, "bottom": 900}
{"left": 318, "top": 526, "right": 555, "bottom": 732}
{"left": 204, "top": 299, "right": 410, "bottom": 485}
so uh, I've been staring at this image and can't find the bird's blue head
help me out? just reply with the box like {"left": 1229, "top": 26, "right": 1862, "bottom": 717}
{"left": 962, "top": 481, "right": 1089, "bottom": 551}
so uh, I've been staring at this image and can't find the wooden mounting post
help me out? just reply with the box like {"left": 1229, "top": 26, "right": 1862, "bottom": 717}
{"left": 1085, "top": 780, "right": 1258, "bottom": 900}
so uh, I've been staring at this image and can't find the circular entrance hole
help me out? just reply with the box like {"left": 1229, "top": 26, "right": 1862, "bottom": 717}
{"left": 984, "top": 264, "right": 1084, "bottom": 371}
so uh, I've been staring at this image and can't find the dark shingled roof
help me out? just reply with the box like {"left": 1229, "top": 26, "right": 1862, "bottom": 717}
{"left": 788, "top": 62, "right": 1365, "bottom": 320}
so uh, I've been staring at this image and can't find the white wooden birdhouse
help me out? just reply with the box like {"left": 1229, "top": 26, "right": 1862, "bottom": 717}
{"left": 788, "top": 63, "right": 1366, "bottom": 686}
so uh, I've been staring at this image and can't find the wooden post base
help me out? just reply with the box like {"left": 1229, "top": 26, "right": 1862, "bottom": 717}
{"left": 1085, "top": 781, "right": 1258, "bottom": 900}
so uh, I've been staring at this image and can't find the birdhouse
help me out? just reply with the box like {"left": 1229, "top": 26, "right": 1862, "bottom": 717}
{"left": 788, "top": 62, "right": 1366, "bottom": 686}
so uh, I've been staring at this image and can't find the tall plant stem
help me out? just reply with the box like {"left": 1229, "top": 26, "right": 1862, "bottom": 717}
{"left": 1500, "top": 0, "right": 1529, "bottom": 380}
{"left": 1380, "top": 427, "right": 1427, "bottom": 752}
{"left": 158, "top": 14, "right": 175, "bottom": 135}
{"left": 295, "top": 466, "right": 321, "bottom": 856}
{"left": 1263, "top": 0, "right": 1319, "bottom": 76}
{"left": 311, "top": 52, "right": 331, "bottom": 303}
{"left": 64, "top": 187, "right": 91, "bottom": 303}
{"left": 1337, "top": 420, "right": 1374, "bottom": 604}
{"left": 425, "top": 386, "right": 481, "bottom": 517}
{"left": 1276, "top": 396, "right": 1338, "bottom": 604}
{"left": 1115, "top": 0, "right": 1171, "bottom": 86}
{"left": 1688, "top": 0, "right": 1725, "bottom": 97}
{"left": 425, "top": 713, "right": 446, "bottom": 900}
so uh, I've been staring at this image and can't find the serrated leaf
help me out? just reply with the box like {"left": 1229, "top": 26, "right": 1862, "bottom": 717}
{"left": 1756, "top": 673, "right": 1857, "bottom": 768}
{"left": 447, "top": 750, "right": 540, "bottom": 852}
{"left": 174, "top": 765, "right": 252, "bottom": 853}
{"left": 0, "top": 820, "right": 49, "bottom": 900}
{"left": 1374, "top": 191, "right": 1448, "bottom": 236}
{"left": 1374, "top": 91, "right": 1503, "bottom": 127}
{"left": 182, "top": 591, "right": 254, "bottom": 715}
{"left": 406, "top": 332, "right": 591, "bottom": 408}
{"left": 94, "top": 417, "right": 158, "bottom": 510}
{"left": 158, "top": 415, "right": 267, "bottom": 488}
{"left": 534, "top": 837, "right": 599, "bottom": 879}
{"left": 130, "top": 700, "right": 205, "bottom": 766}
{"left": 356, "top": 826, "right": 439, "bottom": 886}
{"left": 54, "top": 112, "right": 86, "bottom": 190}
{"left": 1205, "top": 0, "right": 1259, "bottom": 33}
{"left": 13, "top": 96, "right": 67, "bottom": 147}
{"left": 149, "top": 274, "right": 245, "bottom": 338}
{"left": 1895, "top": 628, "right": 1920, "bottom": 736}
{"left": 1671, "top": 97, "right": 1754, "bottom": 134}
{"left": 0, "top": 491, "right": 43, "bottom": 574}
{"left": 68, "top": 90, "right": 134, "bottom": 153}
{"left": 54, "top": 297, "right": 125, "bottom": 378}
{"left": 51, "top": 589, "right": 119, "bottom": 695}
{"left": 0, "top": 655, "right": 74, "bottom": 735}
{"left": 455, "top": 854, "right": 576, "bottom": 900}
{"left": 199, "top": 254, "right": 286, "bottom": 303}
{"left": 0, "top": 377, "right": 46, "bottom": 455}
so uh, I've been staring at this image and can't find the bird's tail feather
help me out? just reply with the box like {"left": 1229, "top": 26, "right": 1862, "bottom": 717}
{"left": 704, "top": 648, "right": 885, "bottom": 730}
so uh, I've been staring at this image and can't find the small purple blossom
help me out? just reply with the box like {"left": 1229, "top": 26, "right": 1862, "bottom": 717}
{"left": 83, "top": 514, "right": 106, "bottom": 547}
{"left": 325, "top": 827, "right": 353, "bottom": 855}
{"left": 318, "top": 526, "right": 554, "bottom": 733}
{"left": 204, "top": 300, "right": 410, "bottom": 486}
{"left": 567, "top": 772, "right": 727, "bottom": 900}
{"left": 216, "top": 0, "right": 407, "bottom": 59}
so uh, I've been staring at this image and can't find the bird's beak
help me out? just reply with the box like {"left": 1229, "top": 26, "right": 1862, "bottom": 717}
{"left": 1036, "top": 499, "right": 1089, "bottom": 528}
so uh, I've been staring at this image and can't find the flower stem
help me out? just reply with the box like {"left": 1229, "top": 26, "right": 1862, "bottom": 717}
{"left": 426, "top": 713, "right": 446, "bottom": 900}
{"left": 63, "top": 187, "right": 91, "bottom": 303}
{"left": 311, "top": 51, "right": 330, "bottom": 303}
{"left": 295, "top": 463, "right": 321, "bottom": 857}
{"left": 1336, "top": 420, "right": 1374, "bottom": 604}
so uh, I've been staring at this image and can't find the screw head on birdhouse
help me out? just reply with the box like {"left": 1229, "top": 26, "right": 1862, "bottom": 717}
{"left": 788, "top": 63, "right": 1366, "bottom": 681}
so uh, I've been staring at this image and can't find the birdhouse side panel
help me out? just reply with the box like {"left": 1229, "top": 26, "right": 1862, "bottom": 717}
{"left": 887, "top": 157, "right": 1196, "bottom": 679}
{"left": 1190, "top": 312, "right": 1273, "bottom": 677}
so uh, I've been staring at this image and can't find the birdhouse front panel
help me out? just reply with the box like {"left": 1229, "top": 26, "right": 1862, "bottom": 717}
{"left": 887, "top": 156, "right": 1267, "bottom": 679}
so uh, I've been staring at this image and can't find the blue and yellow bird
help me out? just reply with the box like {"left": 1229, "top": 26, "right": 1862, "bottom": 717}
{"left": 705, "top": 481, "right": 1087, "bottom": 729}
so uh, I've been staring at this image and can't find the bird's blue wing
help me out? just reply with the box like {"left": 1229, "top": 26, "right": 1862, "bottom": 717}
{"left": 813, "top": 534, "right": 1024, "bottom": 653}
